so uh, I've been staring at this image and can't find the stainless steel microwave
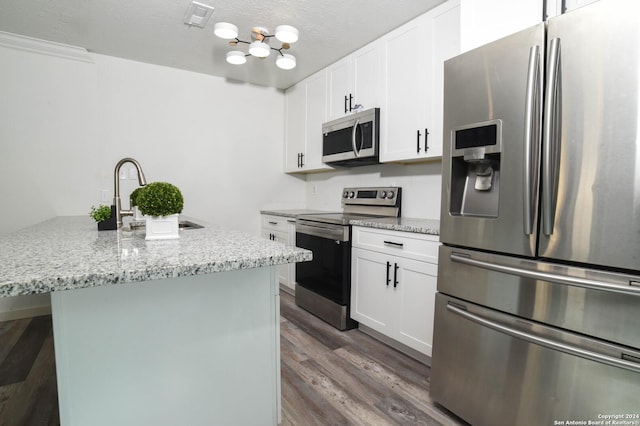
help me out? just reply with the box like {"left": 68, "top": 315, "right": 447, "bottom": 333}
{"left": 322, "top": 108, "right": 380, "bottom": 167}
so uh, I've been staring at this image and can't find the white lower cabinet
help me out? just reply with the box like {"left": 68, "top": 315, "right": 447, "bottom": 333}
{"left": 262, "top": 215, "right": 297, "bottom": 293}
{"left": 351, "top": 226, "right": 439, "bottom": 359}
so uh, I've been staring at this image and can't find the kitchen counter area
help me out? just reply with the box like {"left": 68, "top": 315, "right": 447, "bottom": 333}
{"left": 261, "top": 209, "right": 440, "bottom": 235}
{"left": 0, "top": 216, "right": 311, "bottom": 426}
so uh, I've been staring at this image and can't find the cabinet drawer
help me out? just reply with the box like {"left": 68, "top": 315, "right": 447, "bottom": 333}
{"left": 261, "top": 215, "right": 290, "bottom": 230}
{"left": 352, "top": 226, "right": 439, "bottom": 264}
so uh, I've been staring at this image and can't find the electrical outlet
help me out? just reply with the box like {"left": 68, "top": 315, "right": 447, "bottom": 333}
{"left": 312, "top": 185, "right": 318, "bottom": 194}
{"left": 100, "top": 189, "right": 110, "bottom": 202}
{"left": 128, "top": 167, "right": 138, "bottom": 180}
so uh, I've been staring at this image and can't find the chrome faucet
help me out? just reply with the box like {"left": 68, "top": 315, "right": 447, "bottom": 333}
{"left": 113, "top": 158, "right": 147, "bottom": 228}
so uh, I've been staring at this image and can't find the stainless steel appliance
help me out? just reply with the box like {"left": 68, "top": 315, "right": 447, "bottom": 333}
{"left": 295, "top": 186, "right": 401, "bottom": 330}
{"left": 322, "top": 108, "right": 380, "bottom": 167}
{"left": 432, "top": 1, "right": 640, "bottom": 424}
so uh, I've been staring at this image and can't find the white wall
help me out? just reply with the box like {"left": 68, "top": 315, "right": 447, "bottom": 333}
{"left": 305, "top": 162, "right": 443, "bottom": 219}
{"left": 0, "top": 37, "right": 305, "bottom": 317}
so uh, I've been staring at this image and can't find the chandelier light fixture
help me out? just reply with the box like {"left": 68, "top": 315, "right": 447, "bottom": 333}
{"left": 214, "top": 22, "right": 299, "bottom": 70}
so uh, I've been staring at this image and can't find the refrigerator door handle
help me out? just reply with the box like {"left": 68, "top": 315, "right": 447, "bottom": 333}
{"left": 446, "top": 302, "right": 640, "bottom": 373}
{"left": 450, "top": 252, "right": 640, "bottom": 296}
{"left": 523, "top": 45, "right": 541, "bottom": 235}
{"left": 542, "top": 38, "right": 562, "bottom": 235}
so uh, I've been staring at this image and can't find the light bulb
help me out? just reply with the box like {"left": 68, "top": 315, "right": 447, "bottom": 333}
{"left": 214, "top": 22, "right": 238, "bottom": 40}
{"left": 226, "top": 51, "right": 246, "bottom": 65}
{"left": 275, "top": 25, "right": 299, "bottom": 43}
{"left": 249, "top": 41, "right": 271, "bottom": 58}
{"left": 276, "top": 53, "right": 296, "bottom": 70}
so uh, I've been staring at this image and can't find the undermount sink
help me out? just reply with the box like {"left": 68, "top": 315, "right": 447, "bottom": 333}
{"left": 178, "top": 220, "right": 204, "bottom": 230}
{"left": 127, "top": 220, "right": 204, "bottom": 231}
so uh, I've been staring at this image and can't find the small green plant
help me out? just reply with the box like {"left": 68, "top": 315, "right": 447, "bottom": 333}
{"left": 90, "top": 205, "right": 112, "bottom": 222}
{"left": 136, "top": 182, "right": 184, "bottom": 217}
{"left": 130, "top": 187, "right": 143, "bottom": 207}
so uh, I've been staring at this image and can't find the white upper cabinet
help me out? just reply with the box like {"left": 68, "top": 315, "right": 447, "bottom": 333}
{"left": 379, "top": 0, "right": 461, "bottom": 163}
{"left": 326, "top": 41, "right": 382, "bottom": 121}
{"left": 460, "top": 0, "right": 543, "bottom": 52}
{"left": 545, "top": 0, "right": 600, "bottom": 17}
{"left": 284, "top": 70, "right": 334, "bottom": 173}
{"left": 460, "top": 0, "right": 600, "bottom": 52}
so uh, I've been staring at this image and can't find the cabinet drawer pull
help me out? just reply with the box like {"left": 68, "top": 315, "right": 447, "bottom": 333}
{"left": 386, "top": 261, "right": 391, "bottom": 286}
{"left": 383, "top": 240, "right": 404, "bottom": 248}
{"left": 268, "top": 221, "right": 278, "bottom": 225}
{"left": 394, "top": 263, "right": 399, "bottom": 288}
{"left": 416, "top": 130, "right": 421, "bottom": 153}
{"left": 424, "top": 128, "right": 429, "bottom": 152}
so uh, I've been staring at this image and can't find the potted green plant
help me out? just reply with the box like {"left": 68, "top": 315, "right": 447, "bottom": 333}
{"left": 136, "top": 182, "right": 184, "bottom": 240}
{"left": 90, "top": 204, "right": 117, "bottom": 231}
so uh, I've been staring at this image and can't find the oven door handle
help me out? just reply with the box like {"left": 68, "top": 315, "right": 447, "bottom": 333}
{"left": 446, "top": 302, "right": 640, "bottom": 373}
{"left": 296, "top": 222, "right": 349, "bottom": 241}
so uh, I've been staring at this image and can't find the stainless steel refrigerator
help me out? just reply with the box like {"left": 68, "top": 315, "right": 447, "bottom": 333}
{"left": 431, "top": 1, "right": 640, "bottom": 424}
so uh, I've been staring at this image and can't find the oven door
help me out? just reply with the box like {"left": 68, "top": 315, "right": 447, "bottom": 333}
{"left": 295, "top": 222, "right": 351, "bottom": 305}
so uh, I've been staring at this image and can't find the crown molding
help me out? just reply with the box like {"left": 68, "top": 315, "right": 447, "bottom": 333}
{"left": 0, "top": 31, "right": 93, "bottom": 63}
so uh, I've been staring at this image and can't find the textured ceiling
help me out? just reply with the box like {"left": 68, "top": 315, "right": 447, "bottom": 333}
{"left": 0, "top": 0, "right": 446, "bottom": 89}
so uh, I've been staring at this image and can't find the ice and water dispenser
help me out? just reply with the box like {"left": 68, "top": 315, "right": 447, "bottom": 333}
{"left": 449, "top": 120, "right": 502, "bottom": 218}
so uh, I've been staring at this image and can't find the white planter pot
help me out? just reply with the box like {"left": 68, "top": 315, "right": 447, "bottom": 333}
{"left": 145, "top": 214, "right": 180, "bottom": 240}
{"left": 133, "top": 206, "right": 146, "bottom": 221}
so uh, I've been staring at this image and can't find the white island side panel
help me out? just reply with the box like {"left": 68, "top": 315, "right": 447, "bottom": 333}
{"left": 51, "top": 267, "right": 280, "bottom": 426}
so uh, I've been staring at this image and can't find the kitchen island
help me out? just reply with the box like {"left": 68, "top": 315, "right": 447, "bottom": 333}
{"left": 0, "top": 216, "right": 312, "bottom": 426}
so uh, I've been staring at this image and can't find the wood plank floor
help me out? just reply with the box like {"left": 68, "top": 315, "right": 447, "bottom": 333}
{"left": 0, "top": 293, "right": 466, "bottom": 426}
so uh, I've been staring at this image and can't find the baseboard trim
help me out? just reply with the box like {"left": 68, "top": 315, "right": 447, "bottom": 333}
{"left": 0, "top": 305, "right": 52, "bottom": 322}
{"left": 358, "top": 324, "right": 432, "bottom": 366}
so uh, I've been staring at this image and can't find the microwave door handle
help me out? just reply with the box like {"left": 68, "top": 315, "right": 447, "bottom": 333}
{"left": 523, "top": 45, "right": 541, "bottom": 235}
{"left": 351, "top": 119, "right": 361, "bottom": 157}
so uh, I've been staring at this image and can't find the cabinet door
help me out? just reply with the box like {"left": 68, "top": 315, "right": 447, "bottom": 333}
{"left": 285, "top": 220, "right": 297, "bottom": 293}
{"left": 350, "top": 247, "right": 394, "bottom": 333}
{"left": 284, "top": 71, "right": 333, "bottom": 173}
{"left": 303, "top": 70, "right": 329, "bottom": 171}
{"left": 395, "top": 258, "right": 438, "bottom": 356}
{"left": 380, "top": 13, "right": 429, "bottom": 163}
{"left": 326, "top": 56, "right": 351, "bottom": 121}
{"left": 261, "top": 229, "right": 289, "bottom": 287}
{"left": 426, "top": 1, "right": 461, "bottom": 159}
{"left": 460, "top": 0, "right": 542, "bottom": 51}
{"left": 351, "top": 41, "right": 382, "bottom": 112}
{"left": 284, "top": 83, "right": 306, "bottom": 172}
{"left": 380, "top": 1, "right": 460, "bottom": 163}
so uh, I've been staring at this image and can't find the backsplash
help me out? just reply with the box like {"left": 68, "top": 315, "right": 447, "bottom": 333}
{"left": 305, "top": 161, "right": 443, "bottom": 219}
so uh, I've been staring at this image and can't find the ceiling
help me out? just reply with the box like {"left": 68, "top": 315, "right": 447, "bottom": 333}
{"left": 0, "top": 0, "right": 446, "bottom": 90}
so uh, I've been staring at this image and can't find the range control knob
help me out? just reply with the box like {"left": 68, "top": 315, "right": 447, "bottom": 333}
{"left": 348, "top": 191, "right": 355, "bottom": 198}
{"left": 380, "top": 191, "right": 387, "bottom": 198}
{"left": 343, "top": 191, "right": 349, "bottom": 198}
{"left": 386, "top": 191, "right": 395, "bottom": 199}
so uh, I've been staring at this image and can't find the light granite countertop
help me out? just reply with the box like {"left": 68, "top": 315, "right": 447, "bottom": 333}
{"left": 261, "top": 209, "right": 440, "bottom": 236}
{"left": 260, "top": 209, "right": 335, "bottom": 218}
{"left": 0, "top": 216, "right": 312, "bottom": 298}
{"left": 350, "top": 217, "right": 440, "bottom": 235}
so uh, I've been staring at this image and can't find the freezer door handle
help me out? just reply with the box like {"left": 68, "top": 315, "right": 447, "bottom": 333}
{"left": 542, "top": 38, "right": 562, "bottom": 236}
{"left": 523, "top": 45, "right": 541, "bottom": 235}
{"left": 446, "top": 302, "right": 640, "bottom": 373}
{"left": 450, "top": 252, "right": 640, "bottom": 296}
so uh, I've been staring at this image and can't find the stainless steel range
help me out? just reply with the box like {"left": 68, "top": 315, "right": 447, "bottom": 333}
{"left": 295, "top": 187, "right": 401, "bottom": 330}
